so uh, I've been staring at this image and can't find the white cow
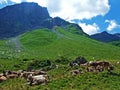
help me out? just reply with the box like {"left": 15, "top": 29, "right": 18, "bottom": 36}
{"left": 27, "top": 74, "right": 49, "bottom": 86}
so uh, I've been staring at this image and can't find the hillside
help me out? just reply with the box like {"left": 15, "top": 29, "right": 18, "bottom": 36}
{"left": 19, "top": 27, "right": 120, "bottom": 60}
{"left": 0, "top": 27, "right": 120, "bottom": 90}
{"left": 0, "top": 26, "right": 120, "bottom": 61}
{"left": 109, "top": 41, "right": 120, "bottom": 47}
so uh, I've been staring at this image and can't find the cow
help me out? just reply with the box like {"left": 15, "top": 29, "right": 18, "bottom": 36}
{"left": 87, "top": 61, "right": 114, "bottom": 72}
{"left": 21, "top": 72, "right": 35, "bottom": 79}
{"left": 69, "top": 57, "right": 88, "bottom": 67}
{"left": 27, "top": 74, "right": 49, "bottom": 86}
{"left": 33, "top": 70, "right": 46, "bottom": 75}
{"left": 86, "top": 67, "right": 95, "bottom": 72}
{"left": 70, "top": 69, "right": 83, "bottom": 76}
{"left": 0, "top": 75, "right": 7, "bottom": 82}
{"left": 6, "top": 74, "right": 19, "bottom": 79}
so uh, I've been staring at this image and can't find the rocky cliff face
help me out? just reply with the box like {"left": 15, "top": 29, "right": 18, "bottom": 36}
{"left": 0, "top": 2, "right": 51, "bottom": 38}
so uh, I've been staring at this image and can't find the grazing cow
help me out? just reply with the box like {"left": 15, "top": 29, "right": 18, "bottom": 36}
{"left": 3, "top": 70, "right": 23, "bottom": 78}
{"left": 96, "top": 65, "right": 104, "bottom": 72}
{"left": 88, "top": 61, "right": 113, "bottom": 72}
{"left": 71, "top": 69, "right": 83, "bottom": 76}
{"left": 6, "top": 74, "right": 19, "bottom": 79}
{"left": 33, "top": 70, "right": 46, "bottom": 75}
{"left": 69, "top": 62, "right": 79, "bottom": 67}
{"left": 69, "top": 57, "right": 88, "bottom": 67}
{"left": 86, "top": 67, "right": 95, "bottom": 72}
{"left": 2, "top": 70, "right": 10, "bottom": 76}
{"left": 21, "top": 72, "right": 35, "bottom": 79}
{"left": 27, "top": 74, "right": 49, "bottom": 86}
{"left": 0, "top": 75, "right": 7, "bottom": 82}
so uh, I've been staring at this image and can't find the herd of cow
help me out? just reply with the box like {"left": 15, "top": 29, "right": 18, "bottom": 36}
{"left": 0, "top": 57, "right": 118, "bottom": 86}
{"left": 69, "top": 57, "right": 114, "bottom": 75}
{"left": 0, "top": 70, "right": 49, "bottom": 86}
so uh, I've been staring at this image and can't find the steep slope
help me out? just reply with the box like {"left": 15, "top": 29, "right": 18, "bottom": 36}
{"left": 91, "top": 31, "right": 120, "bottom": 42}
{"left": 0, "top": 2, "right": 50, "bottom": 38}
{"left": 19, "top": 27, "right": 120, "bottom": 60}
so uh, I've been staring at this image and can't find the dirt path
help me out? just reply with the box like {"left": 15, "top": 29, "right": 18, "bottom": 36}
{"left": 9, "top": 36, "right": 23, "bottom": 50}
{"left": 52, "top": 26, "right": 73, "bottom": 40}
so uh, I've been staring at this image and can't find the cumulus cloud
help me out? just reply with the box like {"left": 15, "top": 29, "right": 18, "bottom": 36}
{"left": 25, "top": 0, "right": 47, "bottom": 7}
{"left": 105, "top": 20, "right": 120, "bottom": 31}
{"left": 10, "top": 0, "right": 21, "bottom": 3}
{"left": 78, "top": 23, "right": 100, "bottom": 35}
{"left": 46, "top": 0, "right": 110, "bottom": 20}
{"left": 0, "top": 0, "right": 7, "bottom": 3}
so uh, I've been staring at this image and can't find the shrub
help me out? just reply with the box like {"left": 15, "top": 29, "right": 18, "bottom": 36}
{"left": 27, "top": 60, "right": 51, "bottom": 70}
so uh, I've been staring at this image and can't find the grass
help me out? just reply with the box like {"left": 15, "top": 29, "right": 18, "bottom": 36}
{"left": 0, "top": 26, "right": 120, "bottom": 90}
{"left": 109, "top": 40, "right": 120, "bottom": 47}
{"left": 0, "top": 62, "right": 120, "bottom": 90}
{"left": 19, "top": 27, "right": 120, "bottom": 60}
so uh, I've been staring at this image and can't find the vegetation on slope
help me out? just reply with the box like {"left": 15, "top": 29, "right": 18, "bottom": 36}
{"left": 0, "top": 60, "right": 120, "bottom": 90}
{"left": 0, "top": 26, "right": 120, "bottom": 90}
{"left": 20, "top": 27, "right": 120, "bottom": 60}
{"left": 109, "top": 40, "right": 120, "bottom": 47}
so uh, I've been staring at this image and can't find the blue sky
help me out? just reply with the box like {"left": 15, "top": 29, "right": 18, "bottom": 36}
{"left": 0, "top": 0, "right": 120, "bottom": 35}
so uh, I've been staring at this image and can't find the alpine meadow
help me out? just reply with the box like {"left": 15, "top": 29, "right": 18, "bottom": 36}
{"left": 0, "top": 2, "right": 120, "bottom": 90}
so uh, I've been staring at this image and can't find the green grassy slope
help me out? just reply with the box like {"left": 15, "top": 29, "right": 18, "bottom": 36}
{"left": 20, "top": 27, "right": 120, "bottom": 61}
{"left": 0, "top": 27, "right": 120, "bottom": 90}
{"left": 0, "top": 26, "right": 120, "bottom": 71}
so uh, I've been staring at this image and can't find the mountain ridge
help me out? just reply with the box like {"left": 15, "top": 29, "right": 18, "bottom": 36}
{"left": 0, "top": 2, "right": 85, "bottom": 39}
{"left": 91, "top": 31, "right": 120, "bottom": 42}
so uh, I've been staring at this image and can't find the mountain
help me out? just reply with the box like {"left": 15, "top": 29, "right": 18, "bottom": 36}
{"left": 0, "top": 2, "right": 85, "bottom": 39}
{"left": 114, "top": 33, "right": 120, "bottom": 38}
{"left": 91, "top": 31, "right": 120, "bottom": 42}
{"left": 0, "top": 2, "right": 120, "bottom": 90}
{"left": 0, "top": 2, "right": 50, "bottom": 38}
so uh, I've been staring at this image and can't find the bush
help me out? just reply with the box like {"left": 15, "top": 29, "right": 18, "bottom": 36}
{"left": 27, "top": 60, "right": 51, "bottom": 71}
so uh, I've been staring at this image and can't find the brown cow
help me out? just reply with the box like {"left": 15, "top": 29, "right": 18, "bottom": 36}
{"left": 71, "top": 69, "right": 83, "bottom": 76}
{"left": 6, "top": 74, "right": 19, "bottom": 79}
{"left": 21, "top": 72, "right": 35, "bottom": 79}
{"left": 86, "top": 66, "right": 95, "bottom": 72}
{"left": 88, "top": 61, "right": 112, "bottom": 71}
{"left": 0, "top": 75, "right": 7, "bottom": 82}
{"left": 33, "top": 70, "right": 46, "bottom": 76}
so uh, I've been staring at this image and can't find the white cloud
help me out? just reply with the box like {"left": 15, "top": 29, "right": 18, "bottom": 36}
{"left": 79, "top": 23, "right": 100, "bottom": 35}
{"left": 1, "top": 0, "right": 110, "bottom": 20}
{"left": 0, "top": 0, "right": 7, "bottom": 4}
{"left": 105, "top": 20, "right": 120, "bottom": 31}
{"left": 46, "top": 0, "right": 110, "bottom": 20}
{"left": 10, "top": 0, "right": 21, "bottom": 3}
{"left": 25, "top": 0, "right": 47, "bottom": 7}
